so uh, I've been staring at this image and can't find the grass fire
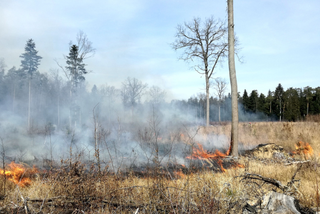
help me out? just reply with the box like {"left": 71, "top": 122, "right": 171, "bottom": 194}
{"left": 0, "top": 162, "right": 38, "bottom": 187}
{"left": 291, "top": 141, "right": 314, "bottom": 159}
{"left": 0, "top": 122, "right": 319, "bottom": 213}
{"left": 186, "top": 143, "right": 244, "bottom": 172}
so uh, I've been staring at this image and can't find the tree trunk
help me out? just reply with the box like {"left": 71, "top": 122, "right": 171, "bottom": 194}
{"left": 269, "top": 101, "right": 272, "bottom": 114}
{"left": 228, "top": 0, "right": 239, "bottom": 157}
{"left": 279, "top": 99, "right": 282, "bottom": 121}
{"left": 12, "top": 83, "right": 15, "bottom": 113}
{"left": 218, "top": 103, "right": 221, "bottom": 122}
{"left": 206, "top": 74, "right": 210, "bottom": 127}
{"left": 57, "top": 92, "right": 60, "bottom": 128}
{"left": 69, "top": 86, "right": 72, "bottom": 128}
{"left": 28, "top": 79, "right": 31, "bottom": 132}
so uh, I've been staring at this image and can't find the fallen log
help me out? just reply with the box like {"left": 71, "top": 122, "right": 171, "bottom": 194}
{"left": 285, "top": 160, "right": 310, "bottom": 166}
{"left": 238, "top": 164, "right": 302, "bottom": 195}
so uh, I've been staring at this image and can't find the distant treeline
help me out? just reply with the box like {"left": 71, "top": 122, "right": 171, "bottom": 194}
{"left": 172, "top": 83, "right": 320, "bottom": 122}
{"left": 0, "top": 64, "right": 319, "bottom": 127}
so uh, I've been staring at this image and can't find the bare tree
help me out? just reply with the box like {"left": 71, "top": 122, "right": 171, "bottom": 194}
{"left": 228, "top": 0, "right": 239, "bottom": 157}
{"left": 100, "top": 84, "right": 117, "bottom": 101}
{"left": 172, "top": 17, "right": 228, "bottom": 127}
{"left": 49, "top": 69, "right": 63, "bottom": 128}
{"left": 0, "top": 137, "right": 6, "bottom": 196}
{"left": 212, "top": 78, "right": 227, "bottom": 122}
{"left": 72, "top": 30, "right": 96, "bottom": 60}
{"left": 121, "top": 77, "right": 147, "bottom": 111}
{"left": 148, "top": 86, "right": 166, "bottom": 106}
{"left": 93, "top": 104, "right": 102, "bottom": 175}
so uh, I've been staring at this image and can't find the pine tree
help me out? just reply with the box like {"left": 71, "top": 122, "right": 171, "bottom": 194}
{"left": 242, "top": 89, "right": 249, "bottom": 111}
{"left": 248, "top": 90, "right": 259, "bottom": 112}
{"left": 274, "top": 83, "right": 284, "bottom": 121}
{"left": 283, "top": 88, "right": 300, "bottom": 121}
{"left": 257, "top": 93, "right": 267, "bottom": 114}
{"left": 20, "top": 39, "right": 42, "bottom": 131}
{"left": 266, "top": 90, "right": 274, "bottom": 117}
{"left": 303, "top": 86, "right": 314, "bottom": 116}
{"left": 313, "top": 87, "right": 320, "bottom": 114}
{"left": 65, "top": 45, "right": 86, "bottom": 128}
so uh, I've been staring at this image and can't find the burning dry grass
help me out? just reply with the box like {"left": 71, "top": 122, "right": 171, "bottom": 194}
{"left": 0, "top": 162, "right": 38, "bottom": 187}
{"left": 204, "top": 121, "right": 320, "bottom": 153}
{"left": 0, "top": 162, "right": 247, "bottom": 213}
{"left": 0, "top": 158, "right": 319, "bottom": 213}
{"left": 0, "top": 122, "right": 319, "bottom": 213}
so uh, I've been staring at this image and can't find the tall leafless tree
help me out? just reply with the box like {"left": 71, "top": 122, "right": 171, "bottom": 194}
{"left": 172, "top": 17, "right": 228, "bottom": 127}
{"left": 70, "top": 30, "right": 96, "bottom": 61}
{"left": 148, "top": 86, "right": 166, "bottom": 106}
{"left": 212, "top": 78, "right": 227, "bottom": 122}
{"left": 228, "top": 0, "right": 239, "bottom": 157}
{"left": 121, "top": 77, "right": 147, "bottom": 115}
{"left": 49, "top": 69, "right": 63, "bottom": 128}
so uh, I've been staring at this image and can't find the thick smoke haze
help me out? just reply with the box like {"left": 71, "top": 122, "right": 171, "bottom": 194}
{"left": 0, "top": 49, "right": 268, "bottom": 172}
{"left": 0, "top": 69, "right": 229, "bottom": 171}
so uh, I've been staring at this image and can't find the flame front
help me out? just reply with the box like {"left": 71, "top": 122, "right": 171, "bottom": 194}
{"left": 0, "top": 162, "right": 38, "bottom": 187}
{"left": 174, "top": 169, "right": 186, "bottom": 179}
{"left": 292, "top": 141, "right": 314, "bottom": 158}
{"left": 186, "top": 143, "right": 244, "bottom": 172}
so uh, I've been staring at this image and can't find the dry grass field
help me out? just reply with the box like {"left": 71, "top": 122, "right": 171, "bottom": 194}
{"left": 0, "top": 121, "right": 319, "bottom": 213}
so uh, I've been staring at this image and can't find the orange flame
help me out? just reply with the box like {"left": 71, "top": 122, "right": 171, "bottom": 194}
{"left": 0, "top": 162, "right": 38, "bottom": 187}
{"left": 292, "top": 141, "right": 314, "bottom": 158}
{"left": 186, "top": 143, "right": 244, "bottom": 172}
{"left": 174, "top": 169, "right": 185, "bottom": 179}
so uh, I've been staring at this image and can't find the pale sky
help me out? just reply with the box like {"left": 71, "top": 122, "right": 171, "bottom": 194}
{"left": 0, "top": 0, "right": 319, "bottom": 100}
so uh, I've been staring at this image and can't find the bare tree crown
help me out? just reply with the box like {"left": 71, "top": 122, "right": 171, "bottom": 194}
{"left": 172, "top": 16, "right": 229, "bottom": 127}
{"left": 69, "top": 30, "right": 96, "bottom": 60}
{"left": 212, "top": 77, "right": 227, "bottom": 101}
{"left": 172, "top": 17, "right": 228, "bottom": 79}
{"left": 121, "top": 77, "right": 148, "bottom": 107}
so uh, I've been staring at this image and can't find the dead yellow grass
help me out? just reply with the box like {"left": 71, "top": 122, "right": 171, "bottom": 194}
{"left": 0, "top": 122, "right": 319, "bottom": 213}
{"left": 203, "top": 121, "right": 320, "bottom": 153}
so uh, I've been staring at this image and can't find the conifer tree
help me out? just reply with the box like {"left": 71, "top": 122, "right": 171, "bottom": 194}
{"left": 242, "top": 89, "right": 249, "bottom": 111}
{"left": 249, "top": 90, "right": 259, "bottom": 112}
{"left": 20, "top": 39, "right": 42, "bottom": 131}
{"left": 266, "top": 90, "right": 274, "bottom": 116}
{"left": 283, "top": 88, "right": 300, "bottom": 121}
{"left": 274, "top": 83, "right": 284, "bottom": 121}
{"left": 65, "top": 45, "right": 86, "bottom": 128}
{"left": 258, "top": 93, "right": 267, "bottom": 114}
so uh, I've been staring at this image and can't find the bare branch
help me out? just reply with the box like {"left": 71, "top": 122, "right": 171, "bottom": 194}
{"left": 70, "top": 30, "right": 96, "bottom": 60}
{"left": 172, "top": 16, "right": 230, "bottom": 126}
{"left": 54, "top": 59, "right": 70, "bottom": 80}
{"left": 148, "top": 86, "right": 166, "bottom": 104}
{"left": 212, "top": 77, "right": 227, "bottom": 101}
{"left": 121, "top": 77, "right": 148, "bottom": 107}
